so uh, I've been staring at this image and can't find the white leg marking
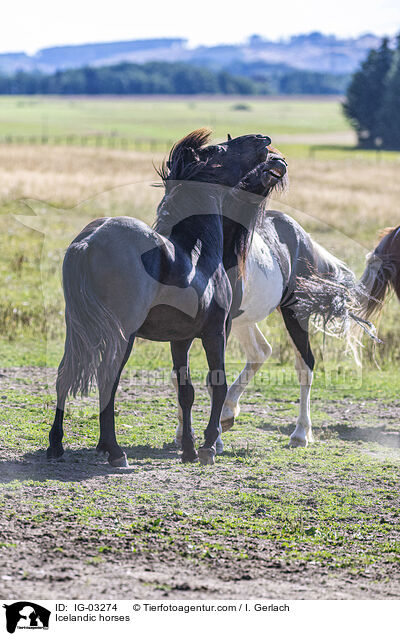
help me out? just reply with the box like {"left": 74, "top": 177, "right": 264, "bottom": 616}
{"left": 222, "top": 323, "right": 272, "bottom": 426}
{"left": 289, "top": 347, "right": 314, "bottom": 448}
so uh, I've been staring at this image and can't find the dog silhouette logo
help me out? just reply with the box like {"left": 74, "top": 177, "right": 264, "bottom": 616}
{"left": 3, "top": 602, "right": 50, "bottom": 633}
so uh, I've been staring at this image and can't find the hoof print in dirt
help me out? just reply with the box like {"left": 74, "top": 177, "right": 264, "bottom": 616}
{"left": 198, "top": 447, "right": 216, "bottom": 465}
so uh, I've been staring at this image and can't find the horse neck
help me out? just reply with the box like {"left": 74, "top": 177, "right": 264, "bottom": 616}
{"left": 384, "top": 228, "right": 400, "bottom": 300}
{"left": 156, "top": 181, "right": 225, "bottom": 260}
{"left": 370, "top": 227, "right": 400, "bottom": 301}
{"left": 222, "top": 189, "right": 264, "bottom": 271}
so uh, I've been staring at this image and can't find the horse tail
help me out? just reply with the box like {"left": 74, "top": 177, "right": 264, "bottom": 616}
{"left": 56, "top": 240, "right": 127, "bottom": 402}
{"left": 359, "top": 226, "right": 400, "bottom": 321}
{"left": 293, "top": 251, "right": 380, "bottom": 364}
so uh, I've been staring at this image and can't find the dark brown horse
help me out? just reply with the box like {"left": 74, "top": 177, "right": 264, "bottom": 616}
{"left": 360, "top": 226, "right": 400, "bottom": 318}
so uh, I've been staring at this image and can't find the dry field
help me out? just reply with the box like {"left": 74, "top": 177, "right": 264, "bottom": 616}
{"left": 1, "top": 143, "right": 400, "bottom": 363}
{"left": 0, "top": 144, "right": 398, "bottom": 237}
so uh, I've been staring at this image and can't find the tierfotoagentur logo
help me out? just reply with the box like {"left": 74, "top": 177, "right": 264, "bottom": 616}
{"left": 3, "top": 602, "right": 51, "bottom": 634}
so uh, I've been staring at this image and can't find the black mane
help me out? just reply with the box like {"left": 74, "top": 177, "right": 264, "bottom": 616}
{"left": 154, "top": 130, "right": 286, "bottom": 270}
{"left": 156, "top": 128, "right": 216, "bottom": 183}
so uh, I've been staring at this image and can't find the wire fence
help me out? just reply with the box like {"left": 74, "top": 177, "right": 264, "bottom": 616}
{"left": 2, "top": 134, "right": 399, "bottom": 161}
{"left": 0, "top": 134, "right": 175, "bottom": 152}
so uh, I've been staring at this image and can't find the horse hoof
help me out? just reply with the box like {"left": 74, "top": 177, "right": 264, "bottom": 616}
{"left": 198, "top": 447, "right": 216, "bottom": 465}
{"left": 216, "top": 440, "right": 224, "bottom": 455}
{"left": 289, "top": 436, "right": 308, "bottom": 448}
{"left": 95, "top": 444, "right": 108, "bottom": 455}
{"left": 46, "top": 445, "right": 64, "bottom": 461}
{"left": 181, "top": 450, "right": 198, "bottom": 463}
{"left": 109, "top": 453, "right": 129, "bottom": 467}
{"left": 221, "top": 417, "right": 234, "bottom": 433}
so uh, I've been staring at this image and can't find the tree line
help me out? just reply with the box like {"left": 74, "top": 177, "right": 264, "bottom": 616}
{"left": 0, "top": 61, "right": 348, "bottom": 96}
{"left": 343, "top": 35, "right": 400, "bottom": 149}
{"left": 0, "top": 62, "right": 260, "bottom": 95}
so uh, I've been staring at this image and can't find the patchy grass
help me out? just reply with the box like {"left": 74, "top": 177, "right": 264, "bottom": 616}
{"left": 0, "top": 367, "right": 399, "bottom": 598}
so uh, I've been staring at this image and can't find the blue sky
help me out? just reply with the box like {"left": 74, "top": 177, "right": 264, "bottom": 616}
{"left": 2, "top": 0, "right": 399, "bottom": 54}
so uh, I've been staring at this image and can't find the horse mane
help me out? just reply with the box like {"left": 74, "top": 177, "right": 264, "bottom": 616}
{"left": 155, "top": 128, "right": 213, "bottom": 183}
{"left": 155, "top": 131, "right": 286, "bottom": 271}
{"left": 154, "top": 128, "right": 227, "bottom": 235}
{"left": 379, "top": 226, "right": 398, "bottom": 239}
{"left": 360, "top": 225, "right": 400, "bottom": 320}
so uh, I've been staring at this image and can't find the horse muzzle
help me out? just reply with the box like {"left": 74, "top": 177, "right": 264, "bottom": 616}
{"left": 261, "top": 157, "right": 287, "bottom": 187}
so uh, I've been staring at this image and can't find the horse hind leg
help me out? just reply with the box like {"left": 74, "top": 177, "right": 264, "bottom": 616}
{"left": 96, "top": 334, "right": 135, "bottom": 467}
{"left": 47, "top": 353, "right": 69, "bottom": 461}
{"left": 281, "top": 307, "right": 314, "bottom": 448}
{"left": 289, "top": 352, "right": 314, "bottom": 447}
{"left": 221, "top": 323, "right": 272, "bottom": 432}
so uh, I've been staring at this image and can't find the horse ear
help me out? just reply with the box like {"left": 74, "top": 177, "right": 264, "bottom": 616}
{"left": 227, "top": 133, "right": 232, "bottom": 141}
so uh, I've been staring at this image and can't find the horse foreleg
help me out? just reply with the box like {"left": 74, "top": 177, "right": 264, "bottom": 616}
{"left": 199, "top": 333, "right": 227, "bottom": 465}
{"left": 205, "top": 374, "right": 223, "bottom": 454}
{"left": 171, "top": 369, "right": 196, "bottom": 450}
{"left": 96, "top": 334, "right": 135, "bottom": 467}
{"left": 281, "top": 307, "right": 315, "bottom": 448}
{"left": 170, "top": 339, "right": 197, "bottom": 463}
{"left": 221, "top": 323, "right": 272, "bottom": 432}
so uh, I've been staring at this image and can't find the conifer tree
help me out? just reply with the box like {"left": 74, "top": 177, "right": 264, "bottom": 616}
{"left": 343, "top": 38, "right": 393, "bottom": 147}
{"left": 379, "top": 35, "right": 400, "bottom": 149}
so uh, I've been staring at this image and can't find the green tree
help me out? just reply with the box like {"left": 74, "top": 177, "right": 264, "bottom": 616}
{"left": 379, "top": 36, "right": 400, "bottom": 149}
{"left": 343, "top": 37, "right": 393, "bottom": 147}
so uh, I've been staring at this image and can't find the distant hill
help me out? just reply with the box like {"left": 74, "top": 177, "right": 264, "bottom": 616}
{"left": 0, "top": 32, "right": 382, "bottom": 76}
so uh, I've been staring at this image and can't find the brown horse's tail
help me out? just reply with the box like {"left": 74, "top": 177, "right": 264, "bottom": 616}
{"left": 359, "top": 226, "right": 400, "bottom": 321}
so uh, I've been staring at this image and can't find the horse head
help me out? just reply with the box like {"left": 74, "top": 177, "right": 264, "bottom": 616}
{"left": 158, "top": 128, "right": 288, "bottom": 189}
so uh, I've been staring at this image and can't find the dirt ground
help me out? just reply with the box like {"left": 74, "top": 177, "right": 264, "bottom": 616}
{"left": 0, "top": 367, "right": 399, "bottom": 600}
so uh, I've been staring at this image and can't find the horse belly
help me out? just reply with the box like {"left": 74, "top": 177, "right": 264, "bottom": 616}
{"left": 234, "top": 243, "right": 283, "bottom": 326}
{"left": 137, "top": 304, "right": 206, "bottom": 341}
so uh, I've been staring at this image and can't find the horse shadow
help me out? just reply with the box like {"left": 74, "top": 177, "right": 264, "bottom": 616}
{"left": 257, "top": 421, "right": 400, "bottom": 449}
{"left": 0, "top": 443, "right": 180, "bottom": 484}
{"left": 329, "top": 424, "right": 400, "bottom": 448}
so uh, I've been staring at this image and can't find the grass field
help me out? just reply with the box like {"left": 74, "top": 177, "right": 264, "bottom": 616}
{"left": 0, "top": 97, "right": 399, "bottom": 599}
{"left": 0, "top": 96, "right": 350, "bottom": 140}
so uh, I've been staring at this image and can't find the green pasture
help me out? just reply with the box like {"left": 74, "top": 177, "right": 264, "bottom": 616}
{"left": 2, "top": 95, "right": 400, "bottom": 162}
{"left": 0, "top": 96, "right": 348, "bottom": 138}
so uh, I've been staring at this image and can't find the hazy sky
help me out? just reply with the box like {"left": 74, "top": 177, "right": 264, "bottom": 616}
{"left": 1, "top": 0, "right": 399, "bottom": 54}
